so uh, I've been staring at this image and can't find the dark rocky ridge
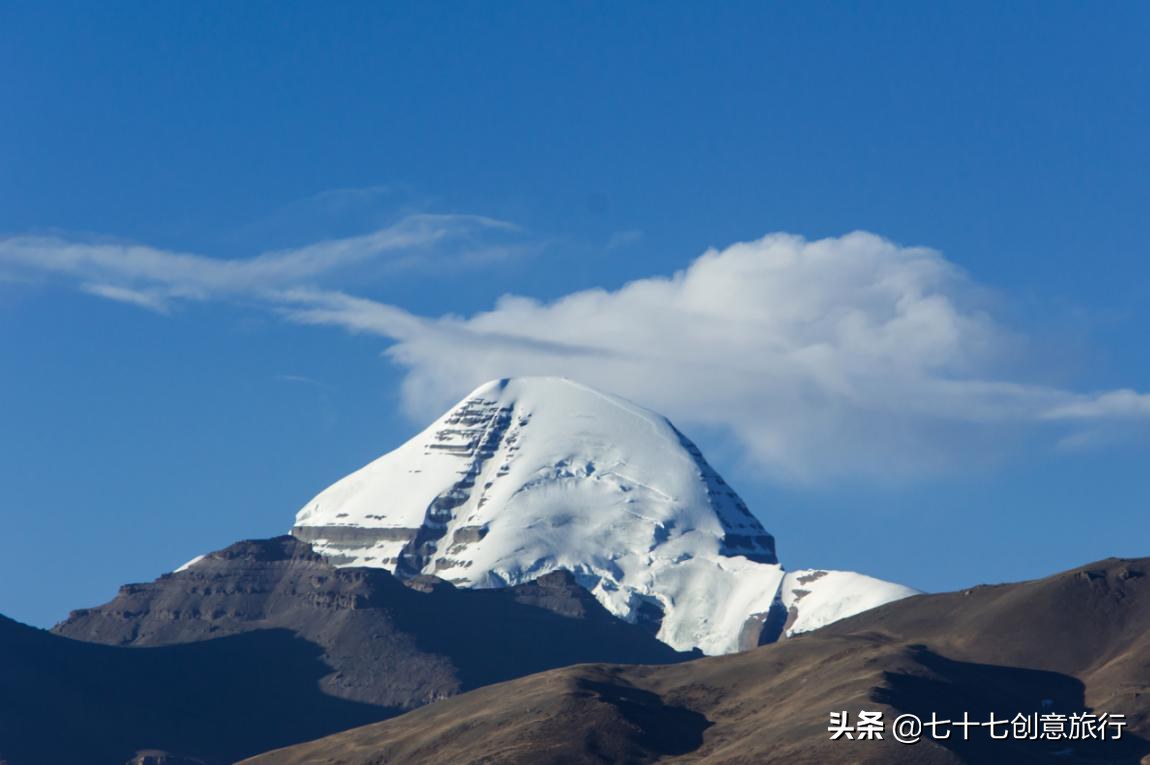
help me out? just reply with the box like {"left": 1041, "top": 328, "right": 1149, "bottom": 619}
{"left": 242, "top": 556, "right": 1150, "bottom": 765}
{"left": 17, "top": 535, "right": 691, "bottom": 764}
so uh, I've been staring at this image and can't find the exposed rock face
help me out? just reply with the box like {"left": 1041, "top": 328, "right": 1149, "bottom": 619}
{"left": 291, "top": 377, "right": 914, "bottom": 654}
{"left": 736, "top": 598, "right": 788, "bottom": 651}
{"left": 53, "top": 536, "right": 691, "bottom": 712}
{"left": 240, "top": 556, "right": 1150, "bottom": 765}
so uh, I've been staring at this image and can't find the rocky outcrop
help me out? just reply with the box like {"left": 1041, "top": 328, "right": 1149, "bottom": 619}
{"left": 735, "top": 598, "right": 788, "bottom": 651}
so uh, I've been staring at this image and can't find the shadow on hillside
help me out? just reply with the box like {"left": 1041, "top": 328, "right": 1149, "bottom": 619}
{"left": 380, "top": 576, "right": 693, "bottom": 692}
{"left": 0, "top": 620, "right": 397, "bottom": 765}
{"left": 877, "top": 647, "right": 1150, "bottom": 764}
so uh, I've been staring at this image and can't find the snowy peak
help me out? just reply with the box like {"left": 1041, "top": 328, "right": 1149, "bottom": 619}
{"left": 294, "top": 377, "right": 777, "bottom": 577}
{"left": 292, "top": 377, "right": 912, "bottom": 654}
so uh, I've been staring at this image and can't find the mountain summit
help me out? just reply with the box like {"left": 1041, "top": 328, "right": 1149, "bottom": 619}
{"left": 293, "top": 377, "right": 914, "bottom": 654}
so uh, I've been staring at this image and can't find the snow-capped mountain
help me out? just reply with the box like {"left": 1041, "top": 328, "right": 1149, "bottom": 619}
{"left": 292, "top": 377, "right": 915, "bottom": 655}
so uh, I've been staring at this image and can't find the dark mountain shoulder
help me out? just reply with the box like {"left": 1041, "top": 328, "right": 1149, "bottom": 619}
{"left": 241, "top": 556, "right": 1150, "bottom": 765}
{"left": 0, "top": 614, "right": 389, "bottom": 765}
{"left": 53, "top": 535, "right": 689, "bottom": 711}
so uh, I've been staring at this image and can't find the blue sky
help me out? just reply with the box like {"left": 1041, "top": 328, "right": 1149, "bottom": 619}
{"left": 2, "top": 2, "right": 1149, "bottom": 628}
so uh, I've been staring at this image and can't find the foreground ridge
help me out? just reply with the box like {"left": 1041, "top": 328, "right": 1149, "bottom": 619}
{"left": 242, "top": 556, "right": 1150, "bottom": 765}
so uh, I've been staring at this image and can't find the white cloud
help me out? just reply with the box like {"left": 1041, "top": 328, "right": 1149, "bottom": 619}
{"left": 270, "top": 231, "right": 1150, "bottom": 482}
{"left": 5, "top": 225, "right": 1149, "bottom": 482}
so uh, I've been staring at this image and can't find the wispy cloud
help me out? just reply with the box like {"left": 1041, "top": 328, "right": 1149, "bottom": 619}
{"left": 0, "top": 213, "right": 520, "bottom": 312}
{"left": 1043, "top": 389, "right": 1150, "bottom": 420}
{"left": 272, "top": 373, "right": 334, "bottom": 391}
{"left": 79, "top": 283, "right": 173, "bottom": 314}
{"left": 606, "top": 229, "right": 644, "bottom": 251}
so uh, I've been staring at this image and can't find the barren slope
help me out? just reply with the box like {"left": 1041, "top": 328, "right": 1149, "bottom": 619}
{"left": 243, "top": 556, "right": 1150, "bottom": 765}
